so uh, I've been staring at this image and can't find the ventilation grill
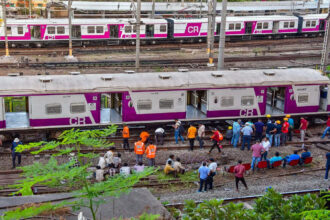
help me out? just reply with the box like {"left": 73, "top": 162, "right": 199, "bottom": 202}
{"left": 263, "top": 71, "right": 275, "bottom": 76}
{"left": 39, "top": 77, "right": 52, "bottom": 83}
{"left": 159, "top": 74, "right": 171, "bottom": 80}
{"left": 211, "top": 72, "right": 223, "bottom": 78}
{"left": 101, "top": 76, "right": 113, "bottom": 81}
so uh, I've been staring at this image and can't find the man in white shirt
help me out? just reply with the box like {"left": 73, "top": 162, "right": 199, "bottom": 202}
{"left": 173, "top": 157, "right": 185, "bottom": 174}
{"left": 261, "top": 137, "right": 271, "bottom": 161}
{"left": 104, "top": 147, "right": 115, "bottom": 166}
{"left": 95, "top": 166, "right": 104, "bottom": 182}
{"left": 241, "top": 123, "right": 253, "bottom": 151}
{"left": 98, "top": 156, "right": 106, "bottom": 169}
{"left": 197, "top": 123, "right": 205, "bottom": 149}
{"left": 113, "top": 153, "right": 122, "bottom": 169}
{"left": 120, "top": 163, "right": 131, "bottom": 176}
{"left": 155, "top": 127, "right": 165, "bottom": 145}
{"left": 207, "top": 158, "right": 217, "bottom": 190}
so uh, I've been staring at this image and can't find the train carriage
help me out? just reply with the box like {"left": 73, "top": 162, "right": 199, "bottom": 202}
{"left": 0, "top": 68, "right": 328, "bottom": 130}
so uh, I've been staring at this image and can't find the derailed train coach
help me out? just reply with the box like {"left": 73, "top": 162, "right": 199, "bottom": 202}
{"left": 0, "top": 68, "right": 329, "bottom": 130}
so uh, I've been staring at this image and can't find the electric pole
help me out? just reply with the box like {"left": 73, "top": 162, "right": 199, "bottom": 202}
{"left": 151, "top": 0, "right": 155, "bottom": 19}
{"left": 68, "top": 0, "right": 73, "bottom": 57}
{"left": 207, "top": 0, "right": 217, "bottom": 67}
{"left": 136, "top": 0, "right": 141, "bottom": 71}
{"left": 217, "top": 0, "right": 227, "bottom": 70}
{"left": 1, "top": 0, "right": 9, "bottom": 57}
{"left": 29, "top": 0, "right": 31, "bottom": 18}
{"left": 317, "top": 0, "right": 321, "bottom": 14}
{"left": 320, "top": 6, "right": 330, "bottom": 73}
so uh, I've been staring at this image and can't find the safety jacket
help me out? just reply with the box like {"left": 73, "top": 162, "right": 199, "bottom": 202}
{"left": 140, "top": 131, "right": 150, "bottom": 143}
{"left": 123, "top": 126, "right": 130, "bottom": 138}
{"left": 145, "top": 145, "right": 156, "bottom": 159}
{"left": 134, "top": 141, "right": 145, "bottom": 155}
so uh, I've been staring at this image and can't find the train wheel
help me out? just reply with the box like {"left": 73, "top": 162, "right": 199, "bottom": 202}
{"left": 304, "top": 34, "right": 308, "bottom": 38}
{"left": 151, "top": 40, "right": 156, "bottom": 45}
{"left": 35, "top": 43, "right": 42, "bottom": 48}
{"left": 131, "top": 41, "right": 136, "bottom": 45}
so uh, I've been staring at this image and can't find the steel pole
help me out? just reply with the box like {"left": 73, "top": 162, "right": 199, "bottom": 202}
{"left": 2, "top": 0, "right": 9, "bottom": 57}
{"left": 217, "top": 0, "right": 227, "bottom": 70}
{"left": 151, "top": 0, "right": 155, "bottom": 19}
{"left": 136, "top": 0, "right": 141, "bottom": 71}
{"left": 208, "top": 0, "right": 217, "bottom": 66}
{"left": 68, "top": 0, "right": 73, "bottom": 57}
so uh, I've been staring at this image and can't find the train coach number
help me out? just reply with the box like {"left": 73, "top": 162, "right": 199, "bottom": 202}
{"left": 70, "top": 117, "right": 87, "bottom": 125}
{"left": 240, "top": 109, "right": 254, "bottom": 117}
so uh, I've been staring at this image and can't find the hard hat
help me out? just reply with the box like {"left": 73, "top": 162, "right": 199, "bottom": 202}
{"left": 266, "top": 114, "right": 271, "bottom": 118}
{"left": 284, "top": 117, "right": 288, "bottom": 121}
{"left": 228, "top": 126, "right": 232, "bottom": 130}
{"left": 276, "top": 120, "right": 281, "bottom": 124}
{"left": 286, "top": 114, "right": 291, "bottom": 118}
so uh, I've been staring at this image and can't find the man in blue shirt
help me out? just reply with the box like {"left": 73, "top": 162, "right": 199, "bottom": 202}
{"left": 287, "top": 115, "right": 294, "bottom": 141}
{"left": 266, "top": 121, "right": 277, "bottom": 147}
{"left": 300, "top": 148, "right": 311, "bottom": 165}
{"left": 198, "top": 162, "right": 210, "bottom": 192}
{"left": 241, "top": 123, "right": 253, "bottom": 150}
{"left": 11, "top": 137, "right": 22, "bottom": 169}
{"left": 254, "top": 119, "right": 265, "bottom": 142}
{"left": 283, "top": 150, "right": 300, "bottom": 168}
{"left": 267, "top": 152, "right": 282, "bottom": 168}
{"left": 231, "top": 119, "right": 241, "bottom": 148}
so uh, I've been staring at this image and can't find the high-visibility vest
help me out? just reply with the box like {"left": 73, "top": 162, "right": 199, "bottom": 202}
{"left": 123, "top": 126, "right": 130, "bottom": 138}
{"left": 134, "top": 141, "right": 145, "bottom": 155}
{"left": 146, "top": 145, "right": 156, "bottom": 159}
{"left": 140, "top": 131, "right": 150, "bottom": 143}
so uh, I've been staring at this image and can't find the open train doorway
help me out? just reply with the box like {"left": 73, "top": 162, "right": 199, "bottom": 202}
{"left": 100, "top": 93, "right": 122, "bottom": 123}
{"left": 109, "top": 25, "right": 119, "bottom": 38}
{"left": 146, "top": 24, "right": 154, "bottom": 37}
{"left": 245, "top": 22, "right": 253, "bottom": 34}
{"left": 186, "top": 90, "right": 207, "bottom": 119}
{"left": 30, "top": 26, "right": 41, "bottom": 40}
{"left": 266, "top": 87, "right": 285, "bottom": 115}
{"left": 4, "top": 97, "right": 30, "bottom": 128}
{"left": 72, "top": 25, "right": 81, "bottom": 38}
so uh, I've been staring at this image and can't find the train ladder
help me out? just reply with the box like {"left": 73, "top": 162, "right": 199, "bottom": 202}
{"left": 320, "top": 6, "right": 330, "bottom": 73}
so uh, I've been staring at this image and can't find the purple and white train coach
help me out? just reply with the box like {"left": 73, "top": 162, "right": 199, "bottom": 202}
{"left": 0, "top": 68, "right": 329, "bottom": 130}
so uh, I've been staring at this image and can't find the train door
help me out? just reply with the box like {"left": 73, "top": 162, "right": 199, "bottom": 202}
{"left": 266, "top": 87, "right": 285, "bottom": 115}
{"left": 216, "top": 23, "right": 220, "bottom": 35}
{"left": 319, "top": 86, "right": 328, "bottom": 111}
{"left": 72, "top": 25, "right": 81, "bottom": 38}
{"left": 319, "top": 20, "right": 325, "bottom": 31}
{"left": 273, "top": 21, "right": 279, "bottom": 34}
{"left": 186, "top": 90, "right": 207, "bottom": 119}
{"left": 4, "top": 96, "right": 30, "bottom": 128}
{"left": 146, "top": 24, "right": 154, "bottom": 38}
{"left": 245, "top": 22, "right": 253, "bottom": 34}
{"left": 30, "top": 26, "right": 41, "bottom": 39}
{"left": 109, "top": 25, "right": 119, "bottom": 38}
{"left": 0, "top": 98, "right": 4, "bottom": 128}
{"left": 100, "top": 93, "right": 122, "bottom": 123}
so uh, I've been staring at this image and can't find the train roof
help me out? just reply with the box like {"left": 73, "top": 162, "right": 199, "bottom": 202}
{"left": 301, "top": 14, "right": 328, "bottom": 19}
{"left": 0, "top": 68, "right": 328, "bottom": 96}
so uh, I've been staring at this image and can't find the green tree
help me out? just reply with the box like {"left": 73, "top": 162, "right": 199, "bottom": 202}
{"left": 2, "top": 126, "right": 155, "bottom": 220}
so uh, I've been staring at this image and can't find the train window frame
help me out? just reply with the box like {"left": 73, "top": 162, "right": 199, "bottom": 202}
{"left": 160, "top": 24, "right": 167, "bottom": 33}
{"left": 235, "top": 23, "right": 241, "bottom": 30}
{"left": 6, "top": 26, "right": 11, "bottom": 35}
{"left": 137, "top": 99, "right": 152, "bottom": 110}
{"left": 229, "top": 23, "right": 235, "bottom": 30}
{"left": 257, "top": 23, "right": 262, "bottom": 30}
{"left": 297, "top": 93, "right": 309, "bottom": 103}
{"left": 57, "top": 26, "right": 65, "bottom": 35}
{"left": 17, "top": 26, "right": 24, "bottom": 35}
{"left": 45, "top": 103, "right": 62, "bottom": 115}
{"left": 289, "top": 22, "right": 295, "bottom": 28}
{"left": 221, "top": 96, "right": 234, "bottom": 107}
{"left": 311, "top": 20, "right": 316, "bottom": 27}
{"left": 263, "top": 22, "right": 269, "bottom": 29}
{"left": 159, "top": 99, "right": 174, "bottom": 109}
{"left": 87, "top": 26, "right": 95, "bottom": 34}
{"left": 283, "top": 22, "right": 289, "bottom": 28}
{"left": 96, "top": 26, "right": 104, "bottom": 34}
{"left": 125, "top": 25, "right": 132, "bottom": 33}
{"left": 241, "top": 96, "right": 254, "bottom": 106}
{"left": 47, "top": 26, "right": 55, "bottom": 35}
{"left": 70, "top": 103, "right": 86, "bottom": 114}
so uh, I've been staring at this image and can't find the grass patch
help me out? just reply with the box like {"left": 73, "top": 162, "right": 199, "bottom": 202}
{"left": 179, "top": 170, "right": 198, "bottom": 182}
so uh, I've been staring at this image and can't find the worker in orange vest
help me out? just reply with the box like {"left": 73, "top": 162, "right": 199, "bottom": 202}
{"left": 122, "top": 124, "right": 130, "bottom": 150}
{"left": 145, "top": 141, "right": 157, "bottom": 166}
{"left": 134, "top": 138, "right": 145, "bottom": 164}
{"left": 187, "top": 124, "right": 197, "bottom": 151}
{"left": 140, "top": 130, "right": 150, "bottom": 144}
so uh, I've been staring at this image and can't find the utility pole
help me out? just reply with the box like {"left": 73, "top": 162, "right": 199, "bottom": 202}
{"left": 151, "top": 0, "right": 155, "bottom": 18}
{"left": 207, "top": 0, "right": 217, "bottom": 67}
{"left": 136, "top": 0, "right": 141, "bottom": 71}
{"left": 68, "top": 0, "right": 73, "bottom": 57}
{"left": 206, "top": 0, "right": 212, "bottom": 60}
{"left": 217, "top": 0, "right": 227, "bottom": 70}
{"left": 317, "top": 0, "right": 321, "bottom": 14}
{"left": 29, "top": 0, "right": 31, "bottom": 18}
{"left": 1, "top": 0, "right": 9, "bottom": 57}
{"left": 320, "top": 5, "right": 330, "bottom": 73}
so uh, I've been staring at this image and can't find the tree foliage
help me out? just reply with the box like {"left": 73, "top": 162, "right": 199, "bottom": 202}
{"left": 3, "top": 125, "right": 155, "bottom": 220}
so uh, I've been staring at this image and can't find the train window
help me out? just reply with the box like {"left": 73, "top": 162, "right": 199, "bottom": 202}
{"left": 57, "top": 26, "right": 65, "bottom": 34}
{"left": 221, "top": 96, "right": 234, "bottom": 107}
{"left": 87, "top": 26, "right": 95, "bottom": 34}
{"left": 257, "top": 23, "right": 262, "bottom": 29}
{"left": 306, "top": 21, "right": 311, "bottom": 27}
{"left": 46, "top": 104, "right": 62, "bottom": 115}
{"left": 125, "top": 26, "right": 132, "bottom": 33}
{"left": 241, "top": 96, "right": 254, "bottom": 106}
{"left": 47, "top": 26, "right": 55, "bottom": 34}
{"left": 263, "top": 22, "right": 268, "bottom": 29}
{"left": 17, "top": 26, "right": 23, "bottom": 35}
{"left": 133, "top": 25, "right": 137, "bottom": 33}
{"left": 283, "top": 22, "right": 289, "bottom": 28}
{"left": 311, "top": 21, "right": 316, "bottom": 27}
{"left": 290, "top": 22, "right": 295, "bottom": 28}
{"left": 70, "top": 103, "right": 86, "bottom": 113}
{"left": 159, "top": 99, "right": 174, "bottom": 109}
{"left": 235, "top": 23, "right": 241, "bottom": 30}
{"left": 160, "top": 24, "right": 167, "bottom": 32}
{"left": 96, "top": 26, "right": 104, "bottom": 33}
{"left": 298, "top": 94, "right": 309, "bottom": 103}
{"left": 137, "top": 100, "right": 152, "bottom": 110}
{"left": 6, "top": 27, "right": 11, "bottom": 35}
{"left": 229, "top": 23, "right": 235, "bottom": 30}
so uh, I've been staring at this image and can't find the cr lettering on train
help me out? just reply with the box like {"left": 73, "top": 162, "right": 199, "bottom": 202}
{"left": 70, "top": 117, "right": 86, "bottom": 125}
{"left": 240, "top": 109, "right": 254, "bottom": 117}
{"left": 187, "top": 26, "right": 199, "bottom": 33}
